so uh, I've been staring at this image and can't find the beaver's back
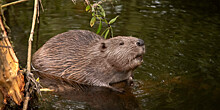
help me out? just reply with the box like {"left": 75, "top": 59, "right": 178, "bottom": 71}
{"left": 32, "top": 30, "right": 103, "bottom": 77}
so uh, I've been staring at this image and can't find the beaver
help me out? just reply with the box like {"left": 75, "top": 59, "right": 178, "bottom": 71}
{"left": 32, "top": 30, "right": 145, "bottom": 92}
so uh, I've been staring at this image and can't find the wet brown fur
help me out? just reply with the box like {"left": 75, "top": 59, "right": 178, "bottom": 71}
{"left": 32, "top": 30, "right": 145, "bottom": 91}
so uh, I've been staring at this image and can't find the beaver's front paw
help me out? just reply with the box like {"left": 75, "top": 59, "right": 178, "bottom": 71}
{"left": 126, "top": 77, "right": 134, "bottom": 86}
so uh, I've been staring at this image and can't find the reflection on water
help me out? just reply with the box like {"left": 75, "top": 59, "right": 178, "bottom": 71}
{"left": 4, "top": 0, "right": 220, "bottom": 110}
{"left": 33, "top": 73, "right": 140, "bottom": 110}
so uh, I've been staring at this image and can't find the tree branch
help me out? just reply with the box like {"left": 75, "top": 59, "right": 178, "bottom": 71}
{"left": 23, "top": 0, "right": 39, "bottom": 109}
{"left": 1, "top": 0, "right": 28, "bottom": 8}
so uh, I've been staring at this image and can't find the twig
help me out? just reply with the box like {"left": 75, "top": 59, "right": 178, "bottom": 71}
{"left": 93, "top": 0, "right": 106, "bottom": 8}
{"left": 22, "top": 91, "right": 30, "bottom": 110}
{"left": 0, "top": 16, "right": 18, "bottom": 63}
{"left": 39, "top": 0, "right": 44, "bottom": 12}
{"left": 1, "top": 0, "right": 28, "bottom": 8}
{"left": 0, "top": 17, "right": 7, "bottom": 36}
{"left": 23, "top": 0, "right": 39, "bottom": 109}
{"left": 26, "top": 0, "right": 38, "bottom": 72}
{"left": 84, "top": 0, "right": 107, "bottom": 12}
{"left": 84, "top": 0, "right": 90, "bottom": 5}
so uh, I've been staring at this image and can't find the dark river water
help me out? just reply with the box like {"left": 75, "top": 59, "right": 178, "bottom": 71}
{"left": 4, "top": 0, "right": 220, "bottom": 110}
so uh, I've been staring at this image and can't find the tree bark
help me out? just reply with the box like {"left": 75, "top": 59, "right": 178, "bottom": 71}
{"left": 0, "top": 15, "right": 24, "bottom": 109}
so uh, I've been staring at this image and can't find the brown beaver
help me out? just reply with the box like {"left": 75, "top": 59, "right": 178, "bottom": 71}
{"left": 32, "top": 30, "right": 145, "bottom": 92}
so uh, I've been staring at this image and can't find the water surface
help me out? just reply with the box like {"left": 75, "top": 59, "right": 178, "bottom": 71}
{"left": 5, "top": 0, "right": 220, "bottom": 109}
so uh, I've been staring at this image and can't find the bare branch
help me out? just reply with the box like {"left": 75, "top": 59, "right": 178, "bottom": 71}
{"left": 1, "top": 0, "right": 28, "bottom": 8}
{"left": 23, "top": 0, "right": 39, "bottom": 109}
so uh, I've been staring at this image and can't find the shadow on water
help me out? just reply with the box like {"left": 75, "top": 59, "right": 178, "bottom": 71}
{"left": 4, "top": 0, "right": 220, "bottom": 110}
{"left": 32, "top": 72, "right": 140, "bottom": 110}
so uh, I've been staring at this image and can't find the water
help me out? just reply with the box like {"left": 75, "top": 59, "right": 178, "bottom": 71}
{"left": 4, "top": 0, "right": 220, "bottom": 109}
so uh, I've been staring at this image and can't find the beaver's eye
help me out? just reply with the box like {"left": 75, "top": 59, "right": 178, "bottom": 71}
{"left": 119, "top": 42, "right": 124, "bottom": 45}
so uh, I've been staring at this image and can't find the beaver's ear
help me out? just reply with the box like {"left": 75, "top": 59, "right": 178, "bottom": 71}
{"left": 100, "top": 42, "right": 107, "bottom": 52}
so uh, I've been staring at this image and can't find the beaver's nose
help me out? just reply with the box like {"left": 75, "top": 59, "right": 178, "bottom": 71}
{"left": 136, "top": 39, "right": 145, "bottom": 46}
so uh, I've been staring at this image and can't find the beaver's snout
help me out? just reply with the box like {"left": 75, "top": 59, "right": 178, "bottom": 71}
{"left": 136, "top": 39, "right": 145, "bottom": 46}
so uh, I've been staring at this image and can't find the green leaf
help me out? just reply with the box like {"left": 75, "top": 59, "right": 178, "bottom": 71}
{"left": 98, "top": 5, "right": 105, "bottom": 17}
{"left": 104, "top": 19, "right": 108, "bottom": 24}
{"left": 100, "top": 10, "right": 106, "bottom": 18}
{"left": 90, "top": 16, "right": 96, "bottom": 27}
{"left": 96, "top": 20, "right": 102, "bottom": 34}
{"left": 86, "top": 5, "right": 91, "bottom": 12}
{"left": 101, "top": 28, "right": 108, "bottom": 36}
{"left": 109, "top": 15, "right": 119, "bottom": 24}
{"left": 92, "top": 12, "right": 95, "bottom": 16}
{"left": 104, "top": 29, "right": 109, "bottom": 39}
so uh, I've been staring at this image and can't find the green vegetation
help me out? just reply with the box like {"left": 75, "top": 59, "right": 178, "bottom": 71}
{"left": 86, "top": 4, "right": 119, "bottom": 39}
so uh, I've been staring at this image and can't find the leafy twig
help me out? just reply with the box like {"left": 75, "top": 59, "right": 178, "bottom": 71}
{"left": 85, "top": 1, "right": 119, "bottom": 38}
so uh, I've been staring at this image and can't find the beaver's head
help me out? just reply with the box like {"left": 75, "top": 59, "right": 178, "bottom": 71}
{"left": 99, "top": 36, "right": 145, "bottom": 72}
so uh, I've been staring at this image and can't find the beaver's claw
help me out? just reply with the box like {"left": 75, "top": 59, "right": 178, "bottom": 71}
{"left": 107, "top": 86, "right": 125, "bottom": 93}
